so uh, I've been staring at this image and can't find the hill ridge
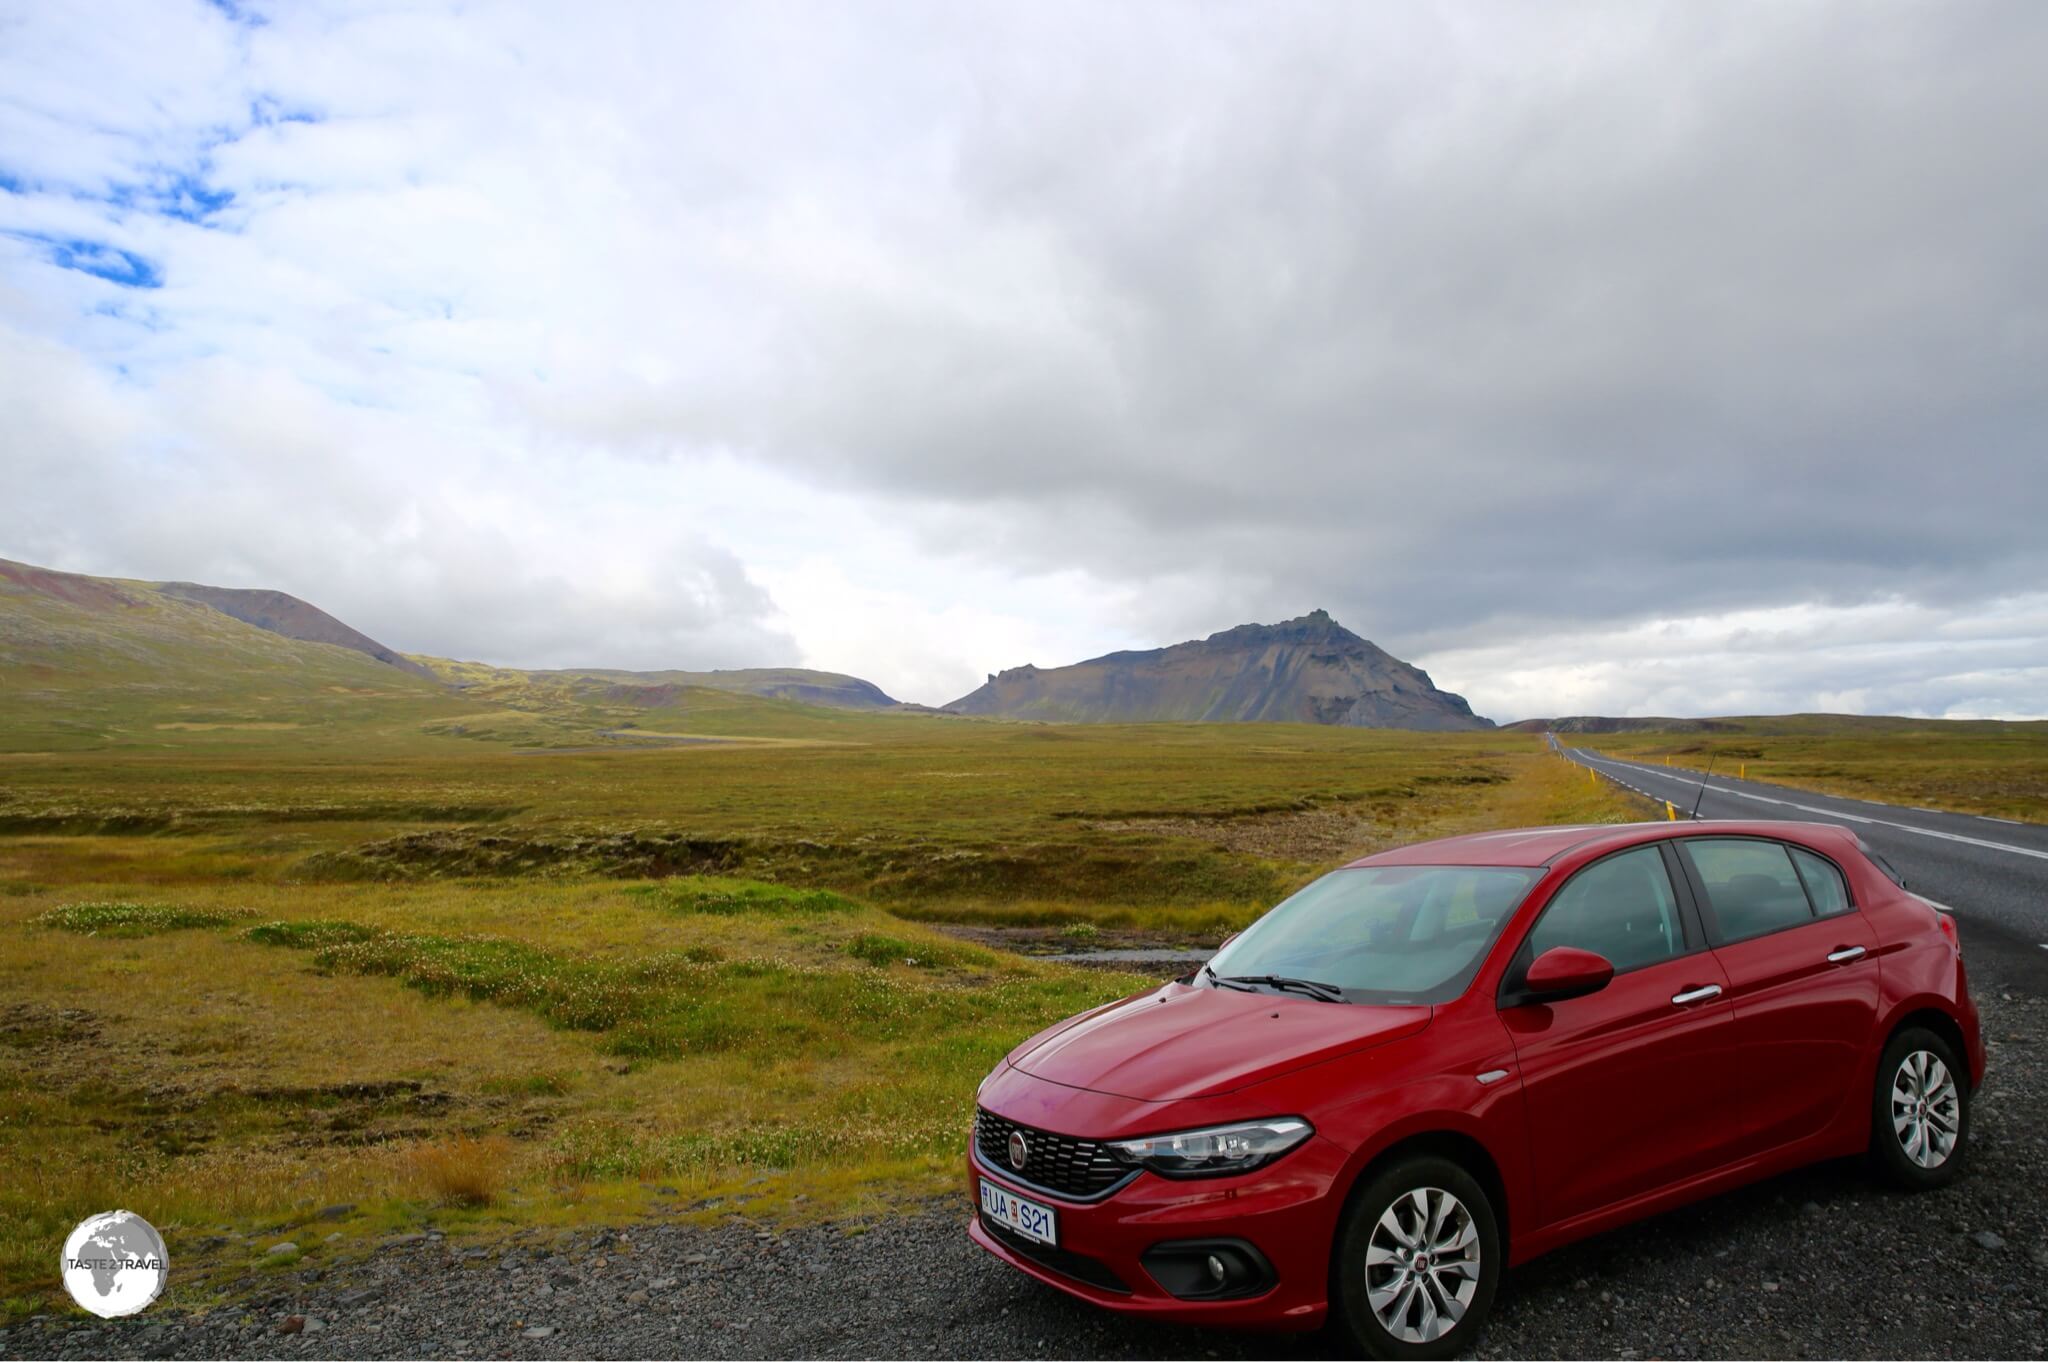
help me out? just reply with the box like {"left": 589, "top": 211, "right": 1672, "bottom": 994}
{"left": 155, "top": 580, "right": 436, "bottom": 679}
{"left": 947, "top": 609, "right": 1491, "bottom": 730}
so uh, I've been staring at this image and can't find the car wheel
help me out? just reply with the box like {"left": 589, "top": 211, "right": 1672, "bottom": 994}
{"left": 1869, "top": 1025, "right": 1969, "bottom": 1190}
{"left": 1332, "top": 1155, "right": 1501, "bottom": 1361}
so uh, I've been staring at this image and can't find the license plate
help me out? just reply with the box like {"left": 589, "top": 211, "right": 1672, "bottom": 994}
{"left": 979, "top": 1178, "right": 1058, "bottom": 1246}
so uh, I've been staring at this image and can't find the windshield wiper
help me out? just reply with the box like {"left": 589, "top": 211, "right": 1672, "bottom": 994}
{"left": 1217, "top": 973, "right": 1347, "bottom": 1003}
{"left": 1203, "top": 965, "right": 1258, "bottom": 993}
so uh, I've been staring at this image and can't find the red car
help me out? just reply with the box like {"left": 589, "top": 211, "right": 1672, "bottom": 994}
{"left": 967, "top": 820, "right": 1983, "bottom": 1359}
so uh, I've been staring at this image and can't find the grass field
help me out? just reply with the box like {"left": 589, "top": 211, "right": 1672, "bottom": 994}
{"left": 1550, "top": 715, "right": 2048, "bottom": 822}
{"left": 0, "top": 703, "right": 1659, "bottom": 1319}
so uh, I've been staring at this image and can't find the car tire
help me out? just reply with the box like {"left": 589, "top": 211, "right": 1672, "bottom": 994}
{"left": 1868, "top": 1025, "right": 1969, "bottom": 1190}
{"left": 1331, "top": 1154, "right": 1501, "bottom": 1361}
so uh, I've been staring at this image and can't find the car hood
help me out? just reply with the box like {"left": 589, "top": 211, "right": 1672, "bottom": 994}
{"left": 1009, "top": 982, "right": 1431, "bottom": 1100}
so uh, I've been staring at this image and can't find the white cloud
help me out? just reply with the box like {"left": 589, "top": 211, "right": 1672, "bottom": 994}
{"left": 1, "top": 0, "right": 2044, "bottom": 714}
{"left": 1423, "top": 596, "right": 2048, "bottom": 723}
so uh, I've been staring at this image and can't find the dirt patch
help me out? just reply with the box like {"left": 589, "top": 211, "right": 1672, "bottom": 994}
{"left": 1083, "top": 805, "right": 1398, "bottom": 862}
{"left": 0, "top": 801, "right": 524, "bottom": 835}
{"left": 154, "top": 722, "right": 302, "bottom": 731}
{"left": 0, "top": 1001, "right": 105, "bottom": 1051}
{"left": 512, "top": 733, "right": 739, "bottom": 755}
{"left": 301, "top": 828, "right": 1286, "bottom": 906}
{"left": 935, "top": 922, "right": 1224, "bottom": 957}
{"left": 303, "top": 830, "right": 752, "bottom": 880}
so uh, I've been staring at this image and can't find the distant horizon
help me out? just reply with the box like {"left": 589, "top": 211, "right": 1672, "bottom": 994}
{"left": 8, "top": 548, "right": 2043, "bottom": 725}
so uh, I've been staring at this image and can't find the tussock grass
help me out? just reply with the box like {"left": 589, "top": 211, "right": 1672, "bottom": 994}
{"left": 409, "top": 1136, "right": 512, "bottom": 1208}
{"left": 843, "top": 932, "right": 965, "bottom": 969}
{"left": 636, "top": 879, "right": 860, "bottom": 916}
{"left": 242, "top": 916, "right": 1081, "bottom": 1061}
{"left": 33, "top": 900, "right": 254, "bottom": 936}
{"left": 243, "top": 919, "right": 377, "bottom": 949}
{"left": 546, "top": 1113, "right": 970, "bottom": 1183}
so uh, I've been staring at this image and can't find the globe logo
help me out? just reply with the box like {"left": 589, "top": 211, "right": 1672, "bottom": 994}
{"left": 61, "top": 1211, "right": 168, "bottom": 1319}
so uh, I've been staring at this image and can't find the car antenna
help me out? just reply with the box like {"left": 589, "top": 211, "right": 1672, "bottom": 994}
{"left": 1689, "top": 755, "right": 1717, "bottom": 821}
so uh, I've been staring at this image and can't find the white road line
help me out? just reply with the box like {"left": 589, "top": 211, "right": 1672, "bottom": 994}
{"left": 1583, "top": 755, "right": 2048, "bottom": 863}
{"left": 1985, "top": 817, "right": 2023, "bottom": 825}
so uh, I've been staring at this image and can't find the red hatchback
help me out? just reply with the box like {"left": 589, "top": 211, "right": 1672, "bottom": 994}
{"left": 967, "top": 820, "right": 1983, "bottom": 1358}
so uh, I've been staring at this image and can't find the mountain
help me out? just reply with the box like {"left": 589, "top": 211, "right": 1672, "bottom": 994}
{"left": 0, "top": 556, "right": 907, "bottom": 751}
{"left": 1501, "top": 716, "right": 1740, "bottom": 735}
{"left": 156, "top": 581, "right": 436, "bottom": 679}
{"left": 945, "top": 610, "right": 1493, "bottom": 731}
{"left": 519, "top": 667, "right": 897, "bottom": 710}
{"left": 0, "top": 557, "right": 460, "bottom": 750}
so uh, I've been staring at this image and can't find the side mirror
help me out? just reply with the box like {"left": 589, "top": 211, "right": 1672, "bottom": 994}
{"left": 1517, "top": 946, "right": 1614, "bottom": 1005}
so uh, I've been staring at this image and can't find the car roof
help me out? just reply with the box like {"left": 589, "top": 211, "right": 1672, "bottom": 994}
{"left": 1346, "top": 820, "right": 1855, "bottom": 869}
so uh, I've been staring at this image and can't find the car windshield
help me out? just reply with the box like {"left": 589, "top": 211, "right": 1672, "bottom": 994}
{"left": 1204, "top": 865, "right": 1541, "bottom": 1005}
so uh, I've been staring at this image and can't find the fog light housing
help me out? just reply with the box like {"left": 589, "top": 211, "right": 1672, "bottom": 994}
{"left": 1140, "top": 1238, "right": 1276, "bottom": 1300}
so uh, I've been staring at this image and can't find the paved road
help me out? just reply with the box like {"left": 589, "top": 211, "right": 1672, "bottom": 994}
{"left": 1551, "top": 736, "right": 2048, "bottom": 996}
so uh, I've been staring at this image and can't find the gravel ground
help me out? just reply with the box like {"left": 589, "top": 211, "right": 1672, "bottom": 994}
{"left": 7, "top": 992, "right": 2044, "bottom": 1361}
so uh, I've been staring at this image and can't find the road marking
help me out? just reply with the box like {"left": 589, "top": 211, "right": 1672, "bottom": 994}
{"left": 1985, "top": 817, "right": 2023, "bottom": 825}
{"left": 1576, "top": 756, "right": 2048, "bottom": 863}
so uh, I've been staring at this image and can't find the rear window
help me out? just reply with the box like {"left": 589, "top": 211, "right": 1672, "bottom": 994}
{"left": 1789, "top": 846, "right": 1851, "bottom": 916}
{"left": 1684, "top": 838, "right": 1816, "bottom": 942}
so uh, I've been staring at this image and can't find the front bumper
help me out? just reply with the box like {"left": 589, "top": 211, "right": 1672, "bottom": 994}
{"left": 964, "top": 1123, "right": 1345, "bottom": 1330}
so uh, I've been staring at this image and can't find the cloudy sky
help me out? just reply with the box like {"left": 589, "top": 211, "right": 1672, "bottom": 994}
{"left": 3, "top": 0, "right": 2045, "bottom": 720}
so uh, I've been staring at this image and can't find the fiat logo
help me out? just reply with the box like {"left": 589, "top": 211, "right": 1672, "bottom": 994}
{"left": 1007, "top": 1131, "right": 1030, "bottom": 1170}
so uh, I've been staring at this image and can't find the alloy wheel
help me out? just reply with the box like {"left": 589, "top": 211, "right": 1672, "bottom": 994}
{"left": 1891, "top": 1049, "right": 1961, "bottom": 1169}
{"left": 1365, "top": 1186, "right": 1482, "bottom": 1344}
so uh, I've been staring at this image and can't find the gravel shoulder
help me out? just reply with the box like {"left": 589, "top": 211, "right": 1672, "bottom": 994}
{"left": 8, "top": 992, "right": 2044, "bottom": 1362}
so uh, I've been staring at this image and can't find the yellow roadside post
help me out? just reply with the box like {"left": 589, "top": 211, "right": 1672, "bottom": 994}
{"left": 1740, "top": 763, "right": 1746, "bottom": 779}
{"left": 1666, "top": 801, "right": 1677, "bottom": 821}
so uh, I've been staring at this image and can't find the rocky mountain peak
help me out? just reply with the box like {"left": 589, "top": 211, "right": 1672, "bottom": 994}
{"left": 947, "top": 613, "right": 1491, "bottom": 731}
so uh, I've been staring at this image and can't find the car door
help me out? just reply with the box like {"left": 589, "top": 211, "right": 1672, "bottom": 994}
{"left": 1674, "top": 836, "right": 1881, "bottom": 1156}
{"left": 1499, "top": 843, "right": 1746, "bottom": 1230}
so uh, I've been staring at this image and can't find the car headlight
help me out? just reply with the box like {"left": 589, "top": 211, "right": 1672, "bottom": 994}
{"left": 1105, "top": 1117, "right": 1313, "bottom": 1178}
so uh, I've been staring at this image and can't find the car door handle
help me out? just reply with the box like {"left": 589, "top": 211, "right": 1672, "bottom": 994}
{"left": 1826, "top": 945, "right": 1867, "bottom": 964}
{"left": 1671, "top": 984, "right": 1723, "bottom": 1006}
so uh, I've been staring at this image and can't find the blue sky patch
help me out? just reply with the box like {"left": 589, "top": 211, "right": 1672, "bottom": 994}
{"left": 10, "top": 232, "right": 164, "bottom": 288}
{"left": 250, "top": 95, "right": 321, "bottom": 127}
{"left": 204, "top": 0, "right": 267, "bottom": 27}
{"left": 71, "top": 165, "right": 236, "bottom": 224}
{"left": 157, "top": 171, "right": 235, "bottom": 222}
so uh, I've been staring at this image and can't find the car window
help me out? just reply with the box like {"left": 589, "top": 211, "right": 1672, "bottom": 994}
{"left": 1204, "top": 864, "right": 1540, "bottom": 1004}
{"left": 1524, "top": 845, "right": 1684, "bottom": 974}
{"left": 1685, "top": 838, "right": 1815, "bottom": 941}
{"left": 1788, "top": 846, "right": 1850, "bottom": 916}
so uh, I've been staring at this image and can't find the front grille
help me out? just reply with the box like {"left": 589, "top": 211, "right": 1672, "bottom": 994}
{"left": 974, "top": 1108, "right": 1135, "bottom": 1201}
{"left": 980, "top": 1214, "right": 1130, "bottom": 1293}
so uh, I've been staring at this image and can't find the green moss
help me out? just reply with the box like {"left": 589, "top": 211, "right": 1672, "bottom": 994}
{"left": 242, "top": 919, "right": 377, "bottom": 949}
